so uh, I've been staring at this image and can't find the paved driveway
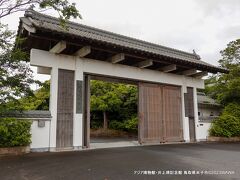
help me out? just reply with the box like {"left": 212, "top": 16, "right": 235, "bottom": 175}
{"left": 0, "top": 142, "right": 239, "bottom": 180}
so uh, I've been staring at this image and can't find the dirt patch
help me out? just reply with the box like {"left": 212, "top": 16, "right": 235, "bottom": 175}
{"left": 90, "top": 128, "right": 137, "bottom": 138}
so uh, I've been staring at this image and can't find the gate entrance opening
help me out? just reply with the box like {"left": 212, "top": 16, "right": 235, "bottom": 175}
{"left": 83, "top": 75, "right": 183, "bottom": 148}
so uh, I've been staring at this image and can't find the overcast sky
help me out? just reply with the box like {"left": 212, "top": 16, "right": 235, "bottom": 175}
{"left": 1, "top": 0, "right": 240, "bottom": 83}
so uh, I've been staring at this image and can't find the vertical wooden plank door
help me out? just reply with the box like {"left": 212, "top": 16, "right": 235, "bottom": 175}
{"left": 163, "top": 86, "right": 183, "bottom": 142}
{"left": 138, "top": 83, "right": 163, "bottom": 143}
{"left": 138, "top": 83, "right": 183, "bottom": 143}
{"left": 56, "top": 69, "right": 74, "bottom": 148}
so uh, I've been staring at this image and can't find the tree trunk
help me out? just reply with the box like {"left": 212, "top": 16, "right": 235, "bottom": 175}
{"left": 103, "top": 111, "right": 108, "bottom": 130}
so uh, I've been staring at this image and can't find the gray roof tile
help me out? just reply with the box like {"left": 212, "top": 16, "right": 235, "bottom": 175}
{"left": 20, "top": 9, "right": 228, "bottom": 73}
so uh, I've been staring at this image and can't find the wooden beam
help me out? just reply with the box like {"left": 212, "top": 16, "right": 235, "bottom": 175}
{"left": 22, "top": 23, "right": 36, "bottom": 33}
{"left": 181, "top": 69, "right": 197, "bottom": 76}
{"left": 37, "top": 67, "right": 51, "bottom": 75}
{"left": 158, "top": 64, "right": 176, "bottom": 72}
{"left": 192, "top": 71, "right": 208, "bottom": 79}
{"left": 108, "top": 53, "right": 125, "bottom": 63}
{"left": 135, "top": 59, "right": 153, "bottom": 68}
{"left": 74, "top": 46, "right": 91, "bottom": 57}
{"left": 49, "top": 41, "right": 66, "bottom": 53}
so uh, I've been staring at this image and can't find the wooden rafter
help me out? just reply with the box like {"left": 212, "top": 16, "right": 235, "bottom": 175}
{"left": 49, "top": 41, "right": 66, "bottom": 54}
{"left": 181, "top": 69, "right": 197, "bottom": 76}
{"left": 158, "top": 64, "right": 176, "bottom": 72}
{"left": 192, "top": 71, "right": 208, "bottom": 78}
{"left": 74, "top": 46, "right": 91, "bottom": 57}
{"left": 135, "top": 59, "right": 153, "bottom": 68}
{"left": 108, "top": 53, "right": 125, "bottom": 63}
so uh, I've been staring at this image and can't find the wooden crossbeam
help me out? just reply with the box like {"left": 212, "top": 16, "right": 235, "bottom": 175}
{"left": 181, "top": 69, "right": 197, "bottom": 76}
{"left": 135, "top": 59, "right": 153, "bottom": 68}
{"left": 192, "top": 71, "right": 208, "bottom": 78}
{"left": 37, "top": 67, "right": 51, "bottom": 75}
{"left": 74, "top": 46, "right": 91, "bottom": 57}
{"left": 158, "top": 64, "right": 176, "bottom": 72}
{"left": 49, "top": 41, "right": 66, "bottom": 53}
{"left": 108, "top": 53, "right": 125, "bottom": 63}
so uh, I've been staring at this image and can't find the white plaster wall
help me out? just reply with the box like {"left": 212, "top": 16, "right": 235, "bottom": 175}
{"left": 197, "top": 122, "right": 211, "bottom": 141}
{"left": 30, "top": 121, "right": 50, "bottom": 150}
{"left": 30, "top": 49, "right": 204, "bottom": 89}
{"left": 193, "top": 87, "right": 201, "bottom": 141}
{"left": 181, "top": 85, "right": 190, "bottom": 142}
{"left": 73, "top": 58, "right": 84, "bottom": 149}
{"left": 49, "top": 67, "right": 58, "bottom": 151}
{"left": 198, "top": 107, "right": 221, "bottom": 117}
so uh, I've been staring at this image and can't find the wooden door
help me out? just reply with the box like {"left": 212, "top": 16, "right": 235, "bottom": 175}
{"left": 163, "top": 86, "right": 183, "bottom": 142}
{"left": 56, "top": 69, "right": 74, "bottom": 148}
{"left": 139, "top": 83, "right": 183, "bottom": 143}
{"left": 139, "top": 83, "right": 164, "bottom": 143}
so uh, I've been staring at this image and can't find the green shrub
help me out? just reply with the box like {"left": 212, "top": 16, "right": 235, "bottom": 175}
{"left": 223, "top": 103, "right": 240, "bottom": 118}
{"left": 109, "top": 117, "right": 138, "bottom": 133}
{"left": 123, "top": 117, "right": 138, "bottom": 133}
{"left": 0, "top": 118, "right": 32, "bottom": 147}
{"left": 109, "top": 120, "right": 125, "bottom": 130}
{"left": 91, "top": 121, "right": 103, "bottom": 129}
{"left": 209, "top": 103, "right": 240, "bottom": 137}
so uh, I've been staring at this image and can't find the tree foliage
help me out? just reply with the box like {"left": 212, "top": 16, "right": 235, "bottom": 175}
{"left": 204, "top": 39, "right": 240, "bottom": 105}
{"left": 207, "top": 39, "right": 240, "bottom": 137}
{"left": 0, "top": 0, "right": 81, "bottom": 113}
{"left": 0, "top": 0, "right": 81, "bottom": 19}
{"left": 0, "top": 118, "right": 31, "bottom": 147}
{"left": 0, "top": 25, "right": 35, "bottom": 112}
{"left": 90, "top": 80, "right": 137, "bottom": 130}
{"left": 209, "top": 103, "right": 240, "bottom": 137}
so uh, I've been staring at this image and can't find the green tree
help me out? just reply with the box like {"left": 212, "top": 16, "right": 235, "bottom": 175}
{"left": 207, "top": 39, "right": 240, "bottom": 137}
{"left": 91, "top": 81, "right": 122, "bottom": 129}
{"left": 0, "top": 0, "right": 81, "bottom": 19}
{"left": 0, "top": 0, "right": 81, "bottom": 113}
{"left": 17, "top": 81, "right": 49, "bottom": 111}
{"left": 205, "top": 39, "right": 240, "bottom": 105}
{"left": 90, "top": 80, "right": 137, "bottom": 129}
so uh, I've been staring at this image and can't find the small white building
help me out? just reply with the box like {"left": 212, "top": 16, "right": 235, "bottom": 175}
{"left": 17, "top": 9, "right": 227, "bottom": 151}
{"left": 197, "top": 92, "right": 222, "bottom": 141}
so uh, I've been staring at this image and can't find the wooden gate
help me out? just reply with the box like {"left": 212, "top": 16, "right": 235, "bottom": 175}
{"left": 163, "top": 86, "right": 183, "bottom": 141}
{"left": 139, "top": 83, "right": 183, "bottom": 143}
{"left": 56, "top": 69, "right": 74, "bottom": 148}
{"left": 138, "top": 83, "right": 164, "bottom": 143}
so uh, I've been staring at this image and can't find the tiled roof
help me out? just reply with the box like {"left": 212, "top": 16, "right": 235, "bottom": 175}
{"left": 20, "top": 9, "right": 228, "bottom": 73}
{"left": 0, "top": 110, "right": 52, "bottom": 119}
{"left": 197, "top": 92, "right": 220, "bottom": 106}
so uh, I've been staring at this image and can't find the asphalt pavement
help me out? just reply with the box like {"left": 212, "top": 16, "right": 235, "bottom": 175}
{"left": 0, "top": 142, "right": 239, "bottom": 180}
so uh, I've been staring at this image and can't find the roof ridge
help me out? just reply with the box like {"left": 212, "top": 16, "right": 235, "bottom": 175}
{"left": 24, "top": 9, "right": 199, "bottom": 60}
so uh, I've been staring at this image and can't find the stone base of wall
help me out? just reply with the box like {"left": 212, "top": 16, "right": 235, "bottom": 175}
{"left": 0, "top": 146, "right": 30, "bottom": 156}
{"left": 208, "top": 136, "right": 240, "bottom": 142}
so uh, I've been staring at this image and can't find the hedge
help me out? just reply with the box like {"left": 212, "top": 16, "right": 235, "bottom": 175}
{"left": 109, "top": 117, "right": 138, "bottom": 133}
{"left": 0, "top": 118, "right": 31, "bottom": 147}
{"left": 209, "top": 103, "right": 240, "bottom": 137}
